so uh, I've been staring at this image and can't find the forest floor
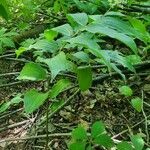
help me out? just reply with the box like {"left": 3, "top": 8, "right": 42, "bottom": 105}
{"left": 0, "top": 56, "right": 150, "bottom": 149}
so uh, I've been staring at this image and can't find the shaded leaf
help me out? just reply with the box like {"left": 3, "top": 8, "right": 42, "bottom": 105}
{"left": 77, "top": 66, "right": 92, "bottom": 91}
{"left": 86, "top": 23, "right": 137, "bottom": 54}
{"left": 24, "top": 89, "right": 49, "bottom": 114}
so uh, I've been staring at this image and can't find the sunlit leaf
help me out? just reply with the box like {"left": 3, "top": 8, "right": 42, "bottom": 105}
{"left": 131, "top": 97, "right": 143, "bottom": 112}
{"left": 130, "top": 135, "right": 144, "bottom": 150}
{"left": 117, "top": 141, "right": 133, "bottom": 150}
{"left": 67, "top": 13, "right": 88, "bottom": 27}
{"left": 49, "top": 79, "right": 71, "bottom": 98}
{"left": 119, "top": 85, "right": 133, "bottom": 97}
{"left": 52, "top": 24, "right": 73, "bottom": 36}
{"left": 17, "top": 62, "right": 47, "bottom": 81}
{"left": 91, "top": 121, "right": 106, "bottom": 139}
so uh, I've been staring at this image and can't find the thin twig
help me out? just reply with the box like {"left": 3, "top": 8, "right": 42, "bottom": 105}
{"left": 0, "top": 72, "right": 20, "bottom": 77}
{"left": 0, "top": 120, "right": 30, "bottom": 132}
{"left": 0, "top": 133, "right": 72, "bottom": 143}
{"left": 0, "top": 108, "right": 23, "bottom": 120}
{"left": 0, "top": 53, "right": 15, "bottom": 59}
{"left": 0, "top": 81, "right": 25, "bottom": 88}
{"left": 113, "top": 115, "right": 150, "bottom": 139}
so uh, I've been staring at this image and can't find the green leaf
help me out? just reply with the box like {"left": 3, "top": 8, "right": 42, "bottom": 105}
{"left": 72, "top": 51, "right": 90, "bottom": 63}
{"left": 117, "top": 141, "right": 133, "bottom": 150}
{"left": 42, "top": 52, "right": 75, "bottom": 81}
{"left": 49, "top": 79, "right": 71, "bottom": 98}
{"left": 72, "top": 126, "right": 87, "bottom": 141}
{"left": 86, "top": 24, "right": 137, "bottom": 54}
{"left": 131, "top": 97, "right": 143, "bottom": 112}
{"left": 24, "top": 89, "right": 49, "bottom": 114}
{"left": 52, "top": 24, "right": 73, "bottom": 36}
{"left": 29, "top": 39, "right": 58, "bottom": 53}
{"left": 130, "top": 135, "right": 144, "bottom": 150}
{"left": 67, "top": 13, "right": 88, "bottom": 27}
{"left": 53, "top": 0, "right": 61, "bottom": 13}
{"left": 15, "top": 47, "right": 27, "bottom": 57}
{"left": 128, "top": 17, "right": 150, "bottom": 43}
{"left": 91, "top": 121, "right": 106, "bottom": 139}
{"left": 1, "top": 37, "right": 15, "bottom": 47}
{"left": 126, "top": 55, "right": 142, "bottom": 65}
{"left": 119, "top": 85, "right": 133, "bottom": 97}
{"left": 94, "top": 134, "right": 114, "bottom": 148}
{"left": 77, "top": 66, "right": 92, "bottom": 91}
{"left": 0, "top": 94, "right": 23, "bottom": 113}
{"left": 17, "top": 62, "right": 47, "bottom": 81}
{"left": 69, "top": 141, "right": 86, "bottom": 150}
{"left": 0, "top": 0, "right": 9, "bottom": 20}
{"left": 44, "top": 29, "right": 58, "bottom": 41}
{"left": 66, "top": 33, "right": 111, "bottom": 70}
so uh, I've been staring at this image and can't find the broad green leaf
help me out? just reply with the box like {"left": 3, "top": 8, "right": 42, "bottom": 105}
{"left": 130, "top": 135, "right": 144, "bottom": 150}
{"left": 29, "top": 39, "right": 58, "bottom": 53}
{"left": 0, "top": 94, "right": 22, "bottom": 113}
{"left": 94, "top": 134, "right": 114, "bottom": 148}
{"left": 72, "top": 126, "right": 87, "bottom": 141}
{"left": 69, "top": 141, "right": 86, "bottom": 150}
{"left": 126, "top": 55, "right": 142, "bottom": 65}
{"left": 42, "top": 52, "right": 75, "bottom": 81}
{"left": 128, "top": 17, "right": 150, "bottom": 43}
{"left": 0, "top": 0, "right": 9, "bottom": 20}
{"left": 131, "top": 97, "right": 143, "bottom": 112}
{"left": 91, "top": 121, "right": 106, "bottom": 139}
{"left": 0, "top": 27, "right": 7, "bottom": 35}
{"left": 86, "top": 24, "right": 137, "bottom": 54}
{"left": 119, "top": 85, "right": 133, "bottom": 97}
{"left": 24, "top": 89, "right": 49, "bottom": 114}
{"left": 72, "top": 51, "right": 90, "bottom": 63}
{"left": 66, "top": 33, "right": 100, "bottom": 50}
{"left": 49, "top": 79, "right": 71, "bottom": 98}
{"left": 67, "top": 13, "right": 88, "bottom": 27}
{"left": 1, "top": 37, "right": 15, "bottom": 47}
{"left": 103, "top": 50, "right": 135, "bottom": 72}
{"left": 44, "top": 29, "right": 58, "bottom": 41}
{"left": 117, "top": 141, "right": 133, "bottom": 150}
{"left": 52, "top": 24, "right": 73, "bottom": 36}
{"left": 66, "top": 34, "right": 112, "bottom": 70}
{"left": 77, "top": 66, "right": 92, "bottom": 91}
{"left": 17, "top": 62, "right": 47, "bottom": 81}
